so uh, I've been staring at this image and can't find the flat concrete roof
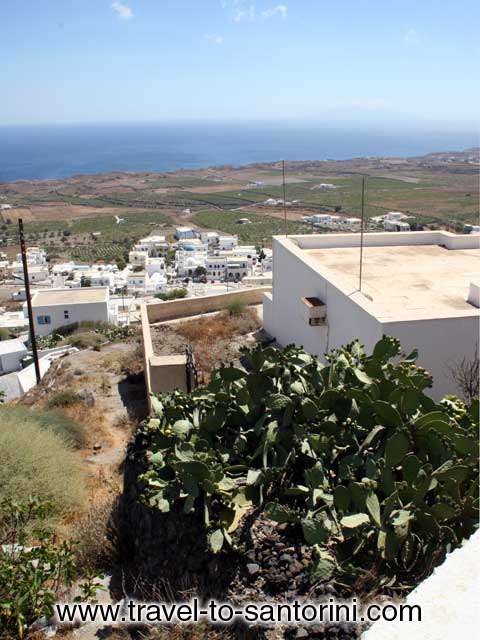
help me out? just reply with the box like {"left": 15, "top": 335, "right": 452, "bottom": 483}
{"left": 304, "top": 244, "right": 480, "bottom": 321}
{"left": 32, "top": 288, "right": 108, "bottom": 307}
{"left": 0, "top": 338, "right": 27, "bottom": 355}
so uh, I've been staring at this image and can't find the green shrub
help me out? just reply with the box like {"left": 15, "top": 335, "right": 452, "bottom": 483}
{"left": 46, "top": 389, "right": 83, "bottom": 409}
{"left": 154, "top": 288, "right": 188, "bottom": 301}
{"left": 0, "top": 405, "right": 85, "bottom": 448}
{"left": 226, "top": 299, "right": 246, "bottom": 317}
{"left": 0, "top": 498, "right": 99, "bottom": 639}
{"left": 137, "top": 337, "right": 479, "bottom": 591}
{"left": 0, "top": 414, "right": 85, "bottom": 528}
{"left": 64, "top": 331, "right": 104, "bottom": 349}
{"left": 0, "top": 327, "right": 11, "bottom": 341}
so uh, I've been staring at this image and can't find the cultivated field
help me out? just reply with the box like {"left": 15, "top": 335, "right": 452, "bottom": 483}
{"left": 1, "top": 149, "right": 478, "bottom": 257}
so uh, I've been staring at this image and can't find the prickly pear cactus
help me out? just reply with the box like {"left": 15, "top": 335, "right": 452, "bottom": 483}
{"left": 136, "top": 336, "right": 479, "bottom": 591}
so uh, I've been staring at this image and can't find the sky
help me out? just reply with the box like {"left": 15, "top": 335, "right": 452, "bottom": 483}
{"left": 0, "top": 0, "right": 479, "bottom": 129}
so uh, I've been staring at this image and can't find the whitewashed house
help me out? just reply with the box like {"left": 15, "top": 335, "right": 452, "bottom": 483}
{"left": 199, "top": 231, "right": 220, "bottom": 246}
{"left": 11, "top": 263, "right": 49, "bottom": 284}
{"left": 217, "top": 235, "right": 238, "bottom": 251}
{"left": 145, "top": 257, "right": 166, "bottom": 276}
{"left": 206, "top": 257, "right": 227, "bottom": 280}
{"left": 263, "top": 231, "right": 480, "bottom": 400}
{"left": 128, "top": 249, "right": 149, "bottom": 267}
{"left": 174, "top": 226, "right": 197, "bottom": 240}
{"left": 0, "top": 338, "right": 28, "bottom": 374}
{"left": 134, "top": 235, "right": 169, "bottom": 257}
{"left": 127, "top": 271, "right": 147, "bottom": 293}
{"left": 29, "top": 288, "right": 111, "bottom": 336}
{"left": 226, "top": 257, "right": 250, "bottom": 281}
{"left": 384, "top": 219, "right": 411, "bottom": 232}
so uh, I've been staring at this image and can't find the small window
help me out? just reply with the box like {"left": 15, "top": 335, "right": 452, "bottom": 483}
{"left": 37, "top": 315, "right": 51, "bottom": 325}
{"left": 64, "top": 310, "right": 70, "bottom": 320}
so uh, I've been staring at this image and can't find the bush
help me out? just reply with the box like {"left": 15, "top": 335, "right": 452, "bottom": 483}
{"left": 0, "top": 405, "right": 85, "bottom": 448}
{"left": 226, "top": 299, "right": 246, "bottom": 317}
{"left": 0, "top": 498, "right": 98, "bottom": 639}
{"left": 0, "top": 327, "right": 11, "bottom": 341}
{"left": 0, "top": 414, "right": 85, "bottom": 529}
{"left": 138, "top": 337, "right": 479, "bottom": 592}
{"left": 46, "top": 389, "right": 83, "bottom": 409}
{"left": 154, "top": 288, "right": 188, "bottom": 302}
{"left": 75, "top": 495, "right": 119, "bottom": 571}
{"left": 65, "top": 331, "right": 104, "bottom": 350}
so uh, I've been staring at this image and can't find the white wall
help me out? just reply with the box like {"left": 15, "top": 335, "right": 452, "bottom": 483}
{"left": 33, "top": 301, "right": 109, "bottom": 336}
{"left": 383, "top": 315, "right": 478, "bottom": 400}
{"left": 264, "top": 238, "right": 382, "bottom": 358}
{"left": 0, "top": 349, "right": 27, "bottom": 374}
{"left": 264, "top": 234, "right": 479, "bottom": 400}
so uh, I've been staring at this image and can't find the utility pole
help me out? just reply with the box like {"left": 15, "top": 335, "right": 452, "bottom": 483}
{"left": 18, "top": 219, "right": 41, "bottom": 384}
{"left": 282, "top": 160, "right": 288, "bottom": 237}
{"left": 359, "top": 176, "right": 367, "bottom": 292}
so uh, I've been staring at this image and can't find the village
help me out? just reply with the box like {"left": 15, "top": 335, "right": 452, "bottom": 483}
{"left": 0, "top": 222, "right": 274, "bottom": 400}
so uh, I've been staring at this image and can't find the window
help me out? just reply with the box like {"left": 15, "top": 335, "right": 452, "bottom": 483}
{"left": 63, "top": 309, "right": 70, "bottom": 320}
{"left": 37, "top": 315, "right": 51, "bottom": 325}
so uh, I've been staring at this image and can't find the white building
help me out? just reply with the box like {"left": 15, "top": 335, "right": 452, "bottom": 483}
{"left": 226, "top": 257, "right": 250, "bottom": 281}
{"left": 174, "top": 226, "right": 197, "bottom": 240}
{"left": 206, "top": 257, "right": 227, "bottom": 280}
{"left": 29, "top": 288, "right": 111, "bottom": 336}
{"left": 145, "top": 272, "right": 168, "bottom": 294}
{"left": 145, "top": 257, "right": 166, "bottom": 277}
{"left": 199, "top": 231, "right": 220, "bottom": 246}
{"left": 16, "top": 247, "right": 47, "bottom": 265}
{"left": 217, "top": 235, "right": 238, "bottom": 251}
{"left": 128, "top": 249, "right": 149, "bottom": 267}
{"left": 134, "top": 235, "right": 169, "bottom": 257}
{"left": 127, "top": 271, "right": 147, "bottom": 292}
{"left": 263, "top": 231, "right": 480, "bottom": 400}
{"left": 0, "top": 338, "right": 28, "bottom": 374}
{"left": 8, "top": 259, "right": 49, "bottom": 283}
{"left": 73, "top": 268, "right": 115, "bottom": 288}
{"left": 384, "top": 219, "right": 411, "bottom": 232}
{"left": 175, "top": 252, "right": 206, "bottom": 278}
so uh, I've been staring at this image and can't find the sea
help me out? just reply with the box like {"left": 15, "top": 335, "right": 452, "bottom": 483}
{"left": 0, "top": 122, "right": 477, "bottom": 183}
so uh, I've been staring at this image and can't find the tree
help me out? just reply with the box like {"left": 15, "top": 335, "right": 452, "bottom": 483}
{"left": 116, "top": 258, "right": 127, "bottom": 271}
{"left": 449, "top": 348, "right": 480, "bottom": 403}
{"left": 80, "top": 275, "right": 91, "bottom": 287}
{"left": 194, "top": 266, "right": 207, "bottom": 278}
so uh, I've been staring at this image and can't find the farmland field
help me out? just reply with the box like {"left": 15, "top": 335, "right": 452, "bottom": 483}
{"left": 192, "top": 209, "right": 329, "bottom": 245}
{"left": 0, "top": 149, "right": 478, "bottom": 260}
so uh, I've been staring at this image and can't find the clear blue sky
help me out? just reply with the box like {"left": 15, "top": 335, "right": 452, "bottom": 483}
{"left": 1, "top": 0, "right": 478, "bottom": 129}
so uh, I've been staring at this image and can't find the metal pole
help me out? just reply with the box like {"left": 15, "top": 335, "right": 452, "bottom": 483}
{"left": 18, "top": 219, "right": 41, "bottom": 384}
{"left": 359, "top": 176, "right": 366, "bottom": 292}
{"left": 282, "top": 160, "right": 288, "bottom": 237}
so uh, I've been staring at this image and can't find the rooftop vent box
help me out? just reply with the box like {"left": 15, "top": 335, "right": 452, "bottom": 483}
{"left": 301, "top": 296, "right": 326, "bottom": 325}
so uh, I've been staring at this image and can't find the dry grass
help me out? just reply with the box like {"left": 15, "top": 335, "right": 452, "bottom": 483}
{"left": 173, "top": 308, "right": 261, "bottom": 380}
{"left": 100, "top": 346, "right": 143, "bottom": 376}
{"left": 75, "top": 493, "right": 119, "bottom": 571}
{"left": 174, "top": 308, "right": 260, "bottom": 344}
{"left": 0, "top": 413, "right": 85, "bottom": 530}
{"left": 61, "top": 331, "right": 104, "bottom": 350}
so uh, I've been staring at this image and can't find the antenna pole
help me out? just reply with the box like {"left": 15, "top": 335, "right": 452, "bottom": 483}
{"left": 19, "top": 219, "right": 41, "bottom": 384}
{"left": 359, "top": 176, "right": 366, "bottom": 292}
{"left": 282, "top": 160, "right": 288, "bottom": 237}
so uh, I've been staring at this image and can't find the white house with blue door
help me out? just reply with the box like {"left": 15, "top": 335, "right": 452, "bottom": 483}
{"left": 28, "top": 288, "right": 111, "bottom": 336}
